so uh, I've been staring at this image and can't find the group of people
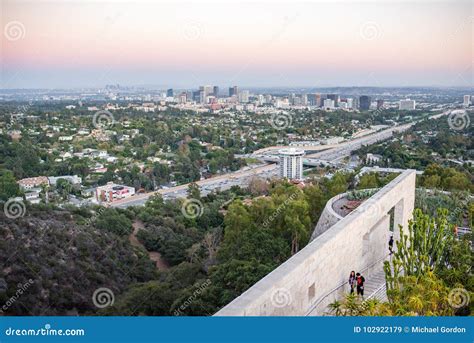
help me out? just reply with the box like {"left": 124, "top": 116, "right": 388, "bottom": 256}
{"left": 347, "top": 235, "right": 394, "bottom": 297}
{"left": 348, "top": 271, "right": 365, "bottom": 297}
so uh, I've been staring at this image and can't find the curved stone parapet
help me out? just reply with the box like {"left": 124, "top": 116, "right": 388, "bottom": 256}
{"left": 310, "top": 192, "right": 345, "bottom": 241}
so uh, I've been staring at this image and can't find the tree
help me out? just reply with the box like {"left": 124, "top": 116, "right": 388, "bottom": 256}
{"left": 247, "top": 177, "right": 269, "bottom": 196}
{"left": 106, "top": 281, "right": 177, "bottom": 316}
{"left": 357, "top": 173, "right": 379, "bottom": 189}
{"left": 55, "top": 178, "right": 72, "bottom": 200}
{"left": 202, "top": 228, "right": 222, "bottom": 265}
{"left": 383, "top": 272, "right": 454, "bottom": 316}
{"left": 187, "top": 182, "right": 201, "bottom": 200}
{"left": 329, "top": 272, "right": 454, "bottom": 316}
{"left": 94, "top": 208, "right": 133, "bottom": 236}
{"left": 0, "top": 170, "right": 20, "bottom": 201}
{"left": 303, "top": 184, "right": 327, "bottom": 225}
{"left": 384, "top": 209, "right": 454, "bottom": 281}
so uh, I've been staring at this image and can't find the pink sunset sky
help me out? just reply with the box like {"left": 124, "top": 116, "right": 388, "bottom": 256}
{"left": 1, "top": 0, "right": 472, "bottom": 88}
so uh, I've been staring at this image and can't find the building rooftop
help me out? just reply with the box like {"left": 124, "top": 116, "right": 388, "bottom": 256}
{"left": 278, "top": 148, "right": 305, "bottom": 156}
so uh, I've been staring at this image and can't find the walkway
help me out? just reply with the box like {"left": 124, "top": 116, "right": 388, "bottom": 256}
{"left": 307, "top": 258, "right": 389, "bottom": 316}
{"left": 365, "top": 268, "right": 388, "bottom": 302}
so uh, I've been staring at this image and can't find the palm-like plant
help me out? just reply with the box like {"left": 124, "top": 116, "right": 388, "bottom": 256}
{"left": 327, "top": 299, "right": 343, "bottom": 316}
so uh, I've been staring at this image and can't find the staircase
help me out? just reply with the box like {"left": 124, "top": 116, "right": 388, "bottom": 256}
{"left": 365, "top": 268, "right": 388, "bottom": 302}
{"left": 305, "top": 256, "right": 391, "bottom": 316}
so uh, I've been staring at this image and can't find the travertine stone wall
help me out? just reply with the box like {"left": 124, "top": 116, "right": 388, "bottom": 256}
{"left": 215, "top": 170, "right": 416, "bottom": 316}
{"left": 310, "top": 192, "right": 344, "bottom": 240}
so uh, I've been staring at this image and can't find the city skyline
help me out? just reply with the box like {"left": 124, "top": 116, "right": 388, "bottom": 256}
{"left": 2, "top": 0, "right": 472, "bottom": 89}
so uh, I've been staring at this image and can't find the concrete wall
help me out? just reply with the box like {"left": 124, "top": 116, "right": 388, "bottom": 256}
{"left": 310, "top": 193, "right": 344, "bottom": 240}
{"left": 215, "top": 170, "right": 416, "bottom": 316}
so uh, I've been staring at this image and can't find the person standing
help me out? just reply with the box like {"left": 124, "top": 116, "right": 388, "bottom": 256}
{"left": 348, "top": 271, "right": 356, "bottom": 294}
{"left": 389, "top": 235, "right": 394, "bottom": 254}
{"left": 356, "top": 273, "right": 365, "bottom": 297}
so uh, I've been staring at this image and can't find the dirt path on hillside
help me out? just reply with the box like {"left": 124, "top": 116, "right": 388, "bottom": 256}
{"left": 129, "top": 220, "right": 169, "bottom": 271}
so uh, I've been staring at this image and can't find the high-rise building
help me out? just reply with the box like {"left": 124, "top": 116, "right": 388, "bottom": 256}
{"left": 213, "top": 86, "right": 219, "bottom": 97}
{"left": 279, "top": 148, "right": 304, "bottom": 180}
{"left": 199, "top": 85, "right": 213, "bottom": 97}
{"left": 463, "top": 95, "right": 471, "bottom": 107}
{"left": 166, "top": 88, "right": 174, "bottom": 97}
{"left": 315, "top": 93, "right": 322, "bottom": 107}
{"left": 399, "top": 99, "right": 416, "bottom": 110}
{"left": 239, "top": 90, "right": 249, "bottom": 103}
{"left": 359, "top": 96, "right": 371, "bottom": 111}
{"left": 178, "top": 92, "right": 187, "bottom": 104}
{"left": 338, "top": 101, "right": 348, "bottom": 109}
{"left": 352, "top": 97, "right": 359, "bottom": 110}
{"left": 301, "top": 94, "right": 308, "bottom": 106}
{"left": 192, "top": 90, "right": 201, "bottom": 102}
{"left": 376, "top": 99, "right": 384, "bottom": 109}
{"left": 289, "top": 93, "right": 296, "bottom": 105}
{"left": 229, "top": 86, "right": 238, "bottom": 97}
{"left": 327, "top": 94, "right": 339, "bottom": 107}
{"left": 199, "top": 90, "right": 206, "bottom": 104}
{"left": 264, "top": 94, "right": 272, "bottom": 104}
{"left": 323, "top": 99, "right": 335, "bottom": 110}
{"left": 347, "top": 98, "right": 354, "bottom": 109}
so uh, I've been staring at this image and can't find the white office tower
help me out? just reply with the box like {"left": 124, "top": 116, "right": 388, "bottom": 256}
{"left": 347, "top": 98, "right": 354, "bottom": 109}
{"left": 399, "top": 99, "right": 416, "bottom": 110}
{"left": 199, "top": 85, "right": 213, "bottom": 97}
{"left": 323, "top": 99, "right": 335, "bottom": 110}
{"left": 279, "top": 148, "right": 304, "bottom": 180}
{"left": 302, "top": 94, "right": 308, "bottom": 106}
{"left": 239, "top": 90, "right": 250, "bottom": 103}
{"left": 463, "top": 95, "right": 471, "bottom": 107}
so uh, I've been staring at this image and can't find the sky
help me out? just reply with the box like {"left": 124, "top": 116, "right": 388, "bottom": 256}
{"left": 1, "top": 0, "right": 473, "bottom": 89}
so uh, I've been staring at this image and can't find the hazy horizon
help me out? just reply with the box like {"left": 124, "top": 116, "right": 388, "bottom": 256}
{"left": 2, "top": 0, "right": 473, "bottom": 89}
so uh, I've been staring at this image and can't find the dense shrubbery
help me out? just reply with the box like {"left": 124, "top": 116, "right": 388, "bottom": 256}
{"left": 0, "top": 207, "right": 156, "bottom": 315}
{"left": 1, "top": 168, "right": 471, "bottom": 316}
{"left": 106, "top": 173, "right": 352, "bottom": 315}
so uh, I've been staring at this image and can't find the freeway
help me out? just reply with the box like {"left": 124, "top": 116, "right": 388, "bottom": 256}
{"left": 110, "top": 163, "right": 278, "bottom": 208}
{"left": 110, "top": 110, "right": 453, "bottom": 208}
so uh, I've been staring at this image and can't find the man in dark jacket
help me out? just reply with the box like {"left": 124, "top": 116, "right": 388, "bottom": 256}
{"left": 356, "top": 273, "right": 365, "bottom": 297}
